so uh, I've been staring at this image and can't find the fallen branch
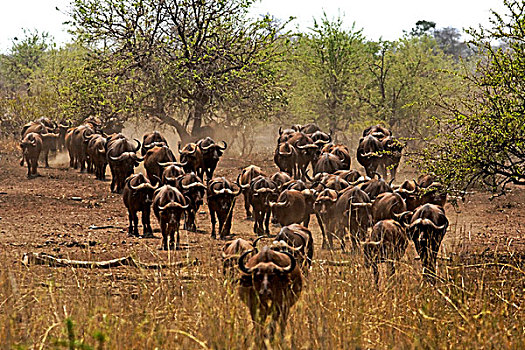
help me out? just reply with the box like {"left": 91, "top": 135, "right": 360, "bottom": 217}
{"left": 22, "top": 252, "right": 199, "bottom": 270}
{"left": 316, "top": 260, "right": 355, "bottom": 266}
{"left": 88, "top": 225, "right": 116, "bottom": 230}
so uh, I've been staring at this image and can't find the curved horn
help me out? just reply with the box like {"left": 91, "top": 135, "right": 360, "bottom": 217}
{"left": 130, "top": 182, "right": 150, "bottom": 191}
{"left": 200, "top": 142, "right": 214, "bottom": 150}
{"left": 158, "top": 201, "right": 190, "bottom": 211}
{"left": 278, "top": 127, "right": 283, "bottom": 135}
{"left": 236, "top": 173, "right": 250, "bottom": 189}
{"left": 277, "top": 251, "right": 297, "bottom": 274}
{"left": 133, "top": 139, "right": 141, "bottom": 152}
{"left": 238, "top": 250, "right": 254, "bottom": 274}
{"left": 218, "top": 140, "right": 227, "bottom": 150}
{"left": 252, "top": 236, "right": 264, "bottom": 248}
{"left": 109, "top": 152, "right": 131, "bottom": 162}
{"left": 182, "top": 181, "right": 206, "bottom": 190}
{"left": 350, "top": 202, "right": 373, "bottom": 208}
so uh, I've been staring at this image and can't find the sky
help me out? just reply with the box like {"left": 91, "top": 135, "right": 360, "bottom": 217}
{"left": 0, "top": 0, "right": 509, "bottom": 53}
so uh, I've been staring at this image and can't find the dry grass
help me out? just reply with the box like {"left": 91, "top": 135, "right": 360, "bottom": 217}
{"left": 1, "top": 239, "right": 524, "bottom": 350}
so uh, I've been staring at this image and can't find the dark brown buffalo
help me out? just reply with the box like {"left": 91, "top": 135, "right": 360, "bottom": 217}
{"left": 152, "top": 185, "right": 189, "bottom": 250}
{"left": 285, "top": 132, "right": 318, "bottom": 179}
{"left": 371, "top": 192, "right": 407, "bottom": 224}
{"left": 322, "top": 143, "right": 351, "bottom": 170}
{"left": 238, "top": 247, "right": 302, "bottom": 340}
{"left": 122, "top": 173, "right": 158, "bottom": 237}
{"left": 313, "top": 152, "right": 344, "bottom": 175}
{"left": 313, "top": 188, "right": 339, "bottom": 249}
{"left": 417, "top": 174, "right": 435, "bottom": 188}
{"left": 197, "top": 137, "right": 227, "bottom": 180}
{"left": 357, "top": 134, "right": 384, "bottom": 178}
{"left": 86, "top": 134, "right": 108, "bottom": 180}
{"left": 69, "top": 124, "right": 95, "bottom": 172}
{"left": 273, "top": 224, "right": 314, "bottom": 271}
{"left": 178, "top": 142, "right": 204, "bottom": 178}
{"left": 83, "top": 116, "right": 103, "bottom": 133}
{"left": 144, "top": 145, "right": 176, "bottom": 185}
{"left": 407, "top": 204, "right": 448, "bottom": 279}
{"left": 236, "top": 165, "right": 266, "bottom": 218}
{"left": 274, "top": 142, "right": 297, "bottom": 177}
{"left": 362, "top": 124, "right": 391, "bottom": 139}
{"left": 362, "top": 219, "right": 408, "bottom": 286}
{"left": 176, "top": 172, "right": 206, "bottom": 232}
{"left": 249, "top": 176, "right": 279, "bottom": 235}
{"left": 20, "top": 132, "right": 42, "bottom": 178}
{"left": 270, "top": 171, "right": 292, "bottom": 192}
{"left": 396, "top": 178, "right": 447, "bottom": 211}
{"left": 277, "top": 127, "right": 297, "bottom": 144}
{"left": 334, "top": 169, "right": 365, "bottom": 184}
{"left": 222, "top": 238, "right": 260, "bottom": 276}
{"left": 161, "top": 164, "right": 185, "bottom": 186}
{"left": 56, "top": 120, "right": 71, "bottom": 151}
{"left": 380, "top": 136, "right": 403, "bottom": 181}
{"left": 299, "top": 123, "right": 322, "bottom": 135}
{"left": 280, "top": 179, "right": 309, "bottom": 192}
{"left": 141, "top": 131, "right": 168, "bottom": 156}
{"left": 319, "top": 174, "right": 350, "bottom": 191}
{"left": 207, "top": 177, "right": 241, "bottom": 239}
{"left": 333, "top": 186, "right": 373, "bottom": 250}
{"left": 360, "top": 175, "right": 393, "bottom": 200}
{"left": 269, "top": 189, "right": 315, "bottom": 228}
{"left": 310, "top": 130, "right": 332, "bottom": 149}
{"left": 394, "top": 180, "right": 419, "bottom": 211}
{"left": 106, "top": 137, "right": 142, "bottom": 193}
{"left": 20, "top": 120, "right": 59, "bottom": 168}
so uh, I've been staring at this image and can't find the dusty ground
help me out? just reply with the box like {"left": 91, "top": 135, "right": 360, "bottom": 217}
{"left": 1, "top": 147, "right": 524, "bottom": 269}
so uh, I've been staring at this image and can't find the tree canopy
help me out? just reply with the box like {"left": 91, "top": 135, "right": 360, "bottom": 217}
{"left": 418, "top": 0, "right": 525, "bottom": 192}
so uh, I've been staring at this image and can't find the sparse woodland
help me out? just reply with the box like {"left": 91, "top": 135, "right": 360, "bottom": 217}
{"left": 1, "top": 0, "right": 524, "bottom": 349}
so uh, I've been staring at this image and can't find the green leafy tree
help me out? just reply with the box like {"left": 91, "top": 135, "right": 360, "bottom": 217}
{"left": 419, "top": 0, "right": 525, "bottom": 192}
{"left": 69, "top": 0, "right": 290, "bottom": 143}
{"left": 285, "top": 14, "right": 367, "bottom": 132}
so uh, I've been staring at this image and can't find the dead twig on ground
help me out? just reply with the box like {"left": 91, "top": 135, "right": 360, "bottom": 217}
{"left": 22, "top": 252, "right": 200, "bottom": 269}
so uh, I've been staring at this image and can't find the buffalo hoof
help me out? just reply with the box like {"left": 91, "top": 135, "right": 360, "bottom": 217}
{"left": 142, "top": 233, "right": 155, "bottom": 239}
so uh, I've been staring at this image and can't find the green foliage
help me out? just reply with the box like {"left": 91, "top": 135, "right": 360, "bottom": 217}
{"left": 69, "top": 0, "right": 291, "bottom": 138}
{"left": 418, "top": 0, "right": 525, "bottom": 192}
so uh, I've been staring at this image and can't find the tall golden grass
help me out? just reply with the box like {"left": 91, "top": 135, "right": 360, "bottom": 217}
{"left": 1, "top": 237, "right": 524, "bottom": 350}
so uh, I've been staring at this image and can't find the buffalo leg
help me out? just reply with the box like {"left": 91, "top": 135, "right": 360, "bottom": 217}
{"left": 210, "top": 209, "right": 217, "bottom": 238}
{"left": 43, "top": 149, "right": 50, "bottom": 168}
{"left": 160, "top": 221, "right": 168, "bottom": 250}
{"left": 221, "top": 199, "right": 235, "bottom": 238}
{"left": 26, "top": 156, "right": 32, "bottom": 178}
{"left": 142, "top": 209, "right": 154, "bottom": 237}
{"left": 372, "top": 263, "right": 380, "bottom": 287}
{"left": 263, "top": 209, "right": 270, "bottom": 234}
{"left": 316, "top": 213, "right": 328, "bottom": 249}
{"left": 243, "top": 192, "right": 251, "bottom": 218}
{"left": 127, "top": 210, "right": 137, "bottom": 236}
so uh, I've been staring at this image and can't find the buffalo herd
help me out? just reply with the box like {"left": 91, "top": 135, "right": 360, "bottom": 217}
{"left": 18, "top": 117, "right": 450, "bottom": 341}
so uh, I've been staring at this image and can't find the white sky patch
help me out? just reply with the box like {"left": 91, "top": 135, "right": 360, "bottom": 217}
{"left": 0, "top": 0, "right": 510, "bottom": 53}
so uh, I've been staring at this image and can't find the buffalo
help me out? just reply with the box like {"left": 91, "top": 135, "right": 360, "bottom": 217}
{"left": 269, "top": 189, "right": 315, "bottom": 228}
{"left": 152, "top": 185, "right": 189, "bottom": 250}
{"left": 238, "top": 247, "right": 302, "bottom": 340}
{"left": 176, "top": 172, "right": 206, "bottom": 232}
{"left": 141, "top": 131, "right": 168, "bottom": 156}
{"left": 362, "top": 219, "right": 409, "bottom": 286}
{"left": 106, "top": 137, "right": 142, "bottom": 193}
{"left": 207, "top": 177, "right": 241, "bottom": 239}
{"left": 407, "top": 204, "right": 449, "bottom": 279}
{"left": 249, "top": 176, "right": 279, "bottom": 235}
{"left": 197, "top": 137, "right": 227, "bottom": 180}
{"left": 273, "top": 224, "right": 314, "bottom": 271}
{"left": 236, "top": 165, "right": 266, "bottom": 219}
{"left": 122, "top": 173, "right": 158, "bottom": 237}
{"left": 143, "top": 145, "right": 176, "bottom": 185}
{"left": 20, "top": 132, "right": 43, "bottom": 178}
